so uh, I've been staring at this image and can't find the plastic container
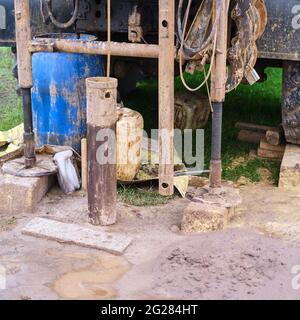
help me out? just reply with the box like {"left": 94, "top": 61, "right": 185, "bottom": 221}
{"left": 116, "top": 107, "right": 144, "bottom": 181}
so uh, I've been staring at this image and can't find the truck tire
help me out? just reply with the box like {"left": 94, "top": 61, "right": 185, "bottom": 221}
{"left": 282, "top": 60, "right": 300, "bottom": 145}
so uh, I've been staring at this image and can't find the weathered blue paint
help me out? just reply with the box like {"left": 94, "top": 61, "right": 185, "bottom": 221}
{"left": 32, "top": 34, "right": 104, "bottom": 152}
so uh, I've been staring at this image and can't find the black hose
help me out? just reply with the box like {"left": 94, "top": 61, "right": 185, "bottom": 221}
{"left": 46, "top": 0, "right": 79, "bottom": 29}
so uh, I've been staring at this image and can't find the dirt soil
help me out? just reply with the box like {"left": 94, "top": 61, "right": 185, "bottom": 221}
{"left": 124, "top": 229, "right": 299, "bottom": 300}
{"left": 0, "top": 185, "right": 300, "bottom": 300}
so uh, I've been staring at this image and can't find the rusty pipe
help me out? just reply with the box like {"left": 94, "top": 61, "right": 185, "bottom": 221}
{"left": 30, "top": 38, "right": 162, "bottom": 59}
{"left": 21, "top": 88, "right": 36, "bottom": 168}
{"left": 210, "top": 102, "right": 223, "bottom": 188}
{"left": 86, "top": 77, "right": 118, "bottom": 226}
{"left": 209, "top": 0, "right": 229, "bottom": 188}
{"left": 14, "top": 0, "right": 32, "bottom": 88}
{"left": 14, "top": 0, "right": 36, "bottom": 168}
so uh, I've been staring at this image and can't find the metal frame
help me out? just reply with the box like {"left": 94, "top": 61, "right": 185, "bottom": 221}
{"left": 14, "top": 0, "right": 175, "bottom": 196}
{"left": 15, "top": 0, "right": 229, "bottom": 202}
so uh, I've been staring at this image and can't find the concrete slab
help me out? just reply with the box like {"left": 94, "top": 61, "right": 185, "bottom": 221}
{"left": 22, "top": 218, "right": 132, "bottom": 255}
{"left": 0, "top": 173, "right": 53, "bottom": 215}
{"left": 279, "top": 144, "right": 300, "bottom": 191}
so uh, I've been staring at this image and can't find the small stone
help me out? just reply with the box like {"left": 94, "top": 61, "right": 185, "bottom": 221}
{"left": 181, "top": 202, "right": 228, "bottom": 233}
{"left": 181, "top": 185, "right": 242, "bottom": 233}
{"left": 170, "top": 225, "right": 180, "bottom": 233}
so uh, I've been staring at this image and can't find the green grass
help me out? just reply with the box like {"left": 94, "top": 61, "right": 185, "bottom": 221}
{"left": 118, "top": 184, "right": 175, "bottom": 206}
{"left": 125, "top": 67, "right": 282, "bottom": 187}
{"left": 0, "top": 47, "right": 23, "bottom": 131}
{"left": 223, "top": 158, "right": 281, "bottom": 185}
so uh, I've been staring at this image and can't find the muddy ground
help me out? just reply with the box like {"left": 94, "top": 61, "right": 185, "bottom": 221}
{"left": 0, "top": 184, "right": 300, "bottom": 300}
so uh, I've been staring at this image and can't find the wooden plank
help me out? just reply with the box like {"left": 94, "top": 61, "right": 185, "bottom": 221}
{"left": 235, "top": 122, "right": 275, "bottom": 133}
{"left": 257, "top": 147, "right": 284, "bottom": 160}
{"left": 22, "top": 218, "right": 132, "bottom": 255}
{"left": 260, "top": 137, "right": 285, "bottom": 153}
{"left": 158, "top": 0, "right": 175, "bottom": 196}
{"left": 237, "top": 130, "right": 265, "bottom": 144}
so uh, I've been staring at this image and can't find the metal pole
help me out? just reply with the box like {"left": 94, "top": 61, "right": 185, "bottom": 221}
{"left": 14, "top": 0, "right": 36, "bottom": 168}
{"left": 158, "top": 0, "right": 175, "bottom": 196}
{"left": 21, "top": 88, "right": 36, "bottom": 168}
{"left": 209, "top": 0, "right": 229, "bottom": 188}
{"left": 210, "top": 102, "right": 223, "bottom": 188}
{"left": 30, "top": 38, "right": 161, "bottom": 59}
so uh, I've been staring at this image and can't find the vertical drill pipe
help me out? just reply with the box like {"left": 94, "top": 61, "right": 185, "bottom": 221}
{"left": 22, "top": 88, "right": 36, "bottom": 168}
{"left": 86, "top": 77, "right": 118, "bottom": 226}
{"left": 210, "top": 102, "right": 223, "bottom": 187}
{"left": 209, "top": 0, "right": 229, "bottom": 188}
{"left": 158, "top": 0, "right": 175, "bottom": 196}
{"left": 14, "top": 0, "right": 36, "bottom": 168}
{"left": 211, "top": 102, "right": 223, "bottom": 160}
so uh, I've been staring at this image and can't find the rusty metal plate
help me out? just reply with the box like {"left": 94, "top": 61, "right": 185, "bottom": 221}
{"left": 257, "top": 0, "right": 300, "bottom": 61}
{"left": 2, "top": 154, "right": 57, "bottom": 177}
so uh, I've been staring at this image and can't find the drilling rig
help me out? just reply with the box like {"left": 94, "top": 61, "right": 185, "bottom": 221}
{"left": 0, "top": 1, "right": 299, "bottom": 202}
{"left": 1, "top": 1, "right": 299, "bottom": 143}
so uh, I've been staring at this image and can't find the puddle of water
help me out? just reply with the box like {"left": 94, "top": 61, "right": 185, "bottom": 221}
{"left": 53, "top": 254, "right": 130, "bottom": 300}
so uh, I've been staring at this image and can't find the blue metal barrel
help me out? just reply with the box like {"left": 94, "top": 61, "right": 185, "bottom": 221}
{"left": 32, "top": 34, "right": 104, "bottom": 152}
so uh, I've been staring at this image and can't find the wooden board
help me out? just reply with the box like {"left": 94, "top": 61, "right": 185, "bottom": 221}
{"left": 237, "top": 130, "right": 265, "bottom": 144}
{"left": 235, "top": 122, "right": 275, "bottom": 133}
{"left": 260, "top": 137, "right": 285, "bottom": 153}
{"left": 257, "top": 147, "right": 284, "bottom": 160}
{"left": 22, "top": 218, "right": 132, "bottom": 255}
